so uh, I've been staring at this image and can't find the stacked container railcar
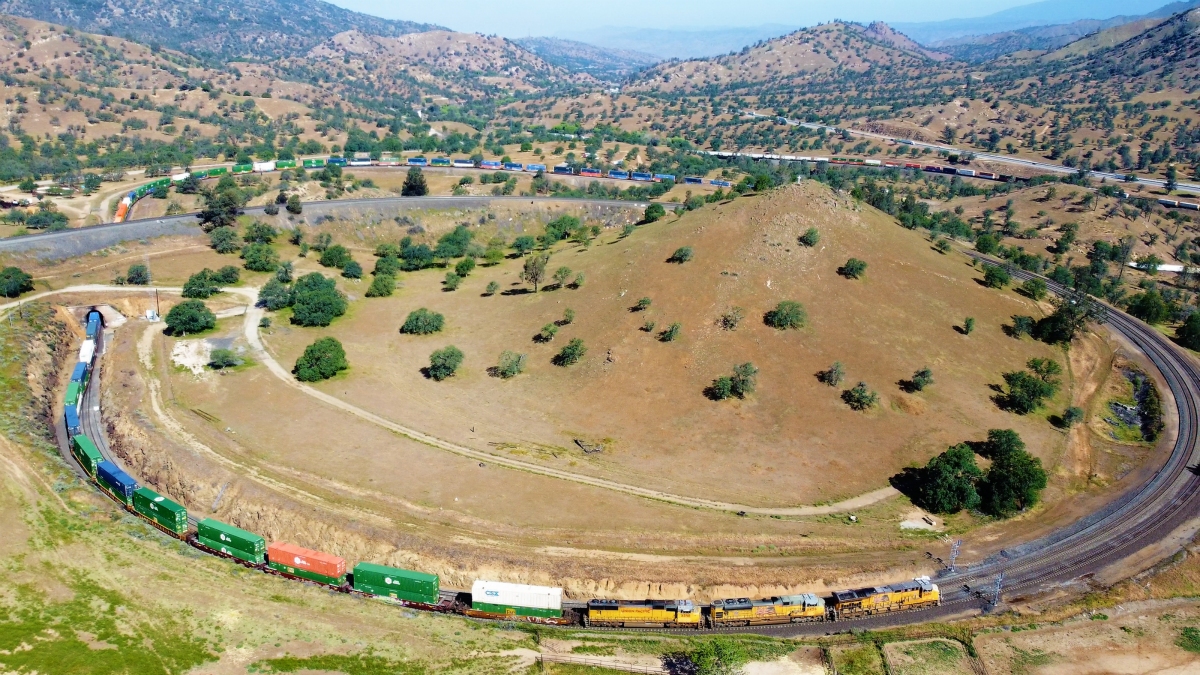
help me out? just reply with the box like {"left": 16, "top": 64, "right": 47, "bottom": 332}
{"left": 197, "top": 518, "right": 266, "bottom": 564}
{"left": 352, "top": 562, "right": 439, "bottom": 604}
{"left": 267, "top": 541, "right": 347, "bottom": 586}
{"left": 71, "top": 435, "right": 103, "bottom": 476}
{"left": 132, "top": 487, "right": 188, "bottom": 537}
{"left": 96, "top": 460, "right": 137, "bottom": 505}
{"left": 469, "top": 580, "right": 562, "bottom": 619}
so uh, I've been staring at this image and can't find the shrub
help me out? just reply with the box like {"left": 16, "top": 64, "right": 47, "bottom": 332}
{"left": 561, "top": 308, "right": 575, "bottom": 325}
{"left": 708, "top": 363, "right": 758, "bottom": 399}
{"left": 659, "top": 322, "right": 681, "bottom": 342}
{"left": 242, "top": 243, "right": 279, "bottom": 272}
{"left": 259, "top": 278, "right": 292, "bottom": 310}
{"left": 210, "top": 228, "right": 240, "bottom": 254}
{"left": 342, "top": 261, "right": 363, "bottom": 279}
{"left": 720, "top": 306, "right": 745, "bottom": 331}
{"left": 909, "top": 367, "right": 934, "bottom": 392}
{"left": 764, "top": 301, "right": 806, "bottom": 330}
{"left": 1062, "top": 406, "right": 1084, "bottom": 427}
{"left": 264, "top": 202, "right": 279, "bottom": 216}
{"left": 293, "top": 337, "right": 348, "bottom": 382}
{"left": 642, "top": 320, "right": 656, "bottom": 333}
{"left": 209, "top": 348, "right": 240, "bottom": 369}
{"left": 538, "top": 323, "right": 559, "bottom": 342}
{"left": 455, "top": 257, "right": 475, "bottom": 277}
{"left": 485, "top": 280, "right": 499, "bottom": 296}
{"left": 428, "top": 345, "right": 464, "bottom": 381}
{"left": 495, "top": 351, "right": 527, "bottom": 379}
{"left": 243, "top": 222, "right": 277, "bottom": 244}
{"left": 182, "top": 270, "right": 219, "bottom": 299}
{"left": 689, "top": 638, "right": 749, "bottom": 675}
{"left": 520, "top": 253, "right": 549, "bottom": 291}
{"left": 285, "top": 194, "right": 302, "bottom": 214}
{"left": 165, "top": 300, "right": 216, "bottom": 336}
{"left": 668, "top": 246, "right": 694, "bottom": 263}
{"left": 483, "top": 247, "right": 504, "bottom": 265}
{"left": 0, "top": 266, "right": 33, "bottom": 298}
{"left": 964, "top": 317, "right": 975, "bottom": 335}
{"left": 553, "top": 266, "right": 572, "bottom": 288}
{"left": 1178, "top": 312, "right": 1200, "bottom": 350}
{"left": 126, "top": 264, "right": 150, "bottom": 285}
{"left": 838, "top": 258, "right": 868, "bottom": 279}
{"left": 975, "top": 233, "right": 999, "bottom": 254}
{"left": 1001, "top": 370, "right": 1058, "bottom": 414}
{"left": 319, "top": 244, "right": 352, "bottom": 269}
{"left": 554, "top": 338, "right": 586, "bottom": 366}
{"left": 374, "top": 256, "right": 401, "bottom": 277}
{"left": 820, "top": 362, "right": 845, "bottom": 387}
{"left": 443, "top": 272, "right": 461, "bottom": 291}
{"left": 290, "top": 273, "right": 346, "bottom": 327}
{"left": 906, "top": 444, "right": 982, "bottom": 514}
{"left": 935, "top": 239, "right": 952, "bottom": 254}
{"left": 842, "top": 382, "right": 878, "bottom": 410}
{"left": 401, "top": 167, "right": 428, "bottom": 196}
{"left": 798, "top": 227, "right": 820, "bottom": 247}
{"left": 572, "top": 272, "right": 585, "bottom": 288}
{"left": 1011, "top": 315, "right": 1035, "bottom": 338}
{"left": 275, "top": 261, "right": 293, "bottom": 283}
{"left": 644, "top": 203, "right": 666, "bottom": 223}
{"left": 366, "top": 274, "right": 395, "bottom": 297}
{"left": 621, "top": 223, "right": 636, "bottom": 238}
{"left": 401, "top": 308, "right": 445, "bottom": 335}
{"left": 979, "top": 446, "right": 1047, "bottom": 516}
{"left": 635, "top": 297, "right": 652, "bottom": 311}
{"left": 982, "top": 264, "right": 1011, "bottom": 288}
{"left": 512, "top": 235, "right": 536, "bottom": 256}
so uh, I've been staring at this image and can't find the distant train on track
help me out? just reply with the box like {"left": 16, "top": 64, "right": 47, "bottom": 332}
{"left": 60, "top": 308, "right": 941, "bottom": 629}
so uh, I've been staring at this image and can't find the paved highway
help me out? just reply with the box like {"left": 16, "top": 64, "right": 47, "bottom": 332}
{"left": 736, "top": 110, "right": 1200, "bottom": 193}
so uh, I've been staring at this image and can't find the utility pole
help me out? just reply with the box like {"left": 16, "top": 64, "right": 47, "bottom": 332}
{"left": 948, "top": 540, "right": 962, "bottom": 572}
{"left": 155, "top": 288, "right": 161, "bottom": 319}
{"left": 992, "top": 571, "right": 1004, "bottom": 607}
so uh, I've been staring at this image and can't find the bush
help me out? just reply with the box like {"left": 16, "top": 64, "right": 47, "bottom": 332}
{"left": 495, "top": 351, "right": 527, "bottom": 378}
{"left": 538, "top": 323, "right": 559, "bottom": 342}
{"left": 401, "top": 167, "right": 428, "bottom": 196}
{"left": 366, "top": 274, "right": 395, "bottom": 297}
{"left": 1001, "top": 370, "right": 1058, "bottom": 414}
{"left": 1062, "top": 406, "right": 1084, "bottom": 427}
{"left": 838, "top": 258, "right": 867, "bottom": 279}
{"left": 259, "top": 278, "right": 292, "bottom": 310}
{"left": 1011, "top": 315, "right": 1035, "bottom": 338}
{"left": 443, "top": 272, "right": 461, "bottom": 291}
{"left": 209, "top": 348, "right": 240, "bottom": 369}
{"left": 554, "top": 338, "right": 587, "bottom": 366}
{"left": 485, "top": 280, "right": 499, "bottom": 296}
{"left": 428, "top": 345, "right": 464, "bottom": 381}
{"left": 907, "top": 444, "right": 982, "bottom": 514}
{"left": 690, "top": 638, "right": 749, "bottom": 675}
{"left": 319, "top": 244, "right": 352, "bottom": 269}
{"left": 964, "top": 317, "right": 975, "bottom": 335}
{"left": 1021, "top": 278, "right": 1047, "bottom": 300}
{"left": 165, "top": 300, "right": 216, "bottom": 336}
{"left": 643, "top": 203, "right": 666, "bottom": 223}
{"left": 1127, "top": 290, "right": 1170, "bottom": 324}
{"left": 1178, "top": 312, "right": 1200, "bottom": 350}
{"left": 0, "top": 266, "right": 33, "bottom": 298}
{"left": 635, "top": 297, "right": 652, "bottom": 311}
{"left": 979, "top": 446, "right": 1047, "bottom": 516}
{"left": 982, "top": 264, "right": 1011, "bottom": 288}
{"left": 241, "top": 243, "right": 279, "bottom": 272}
{"left": 275, "top": 261, "right": 293, "bottom": 283}
{"left": 342, "top": 260, "right": 363, "bottom": 279}
{"left": 293, "top": 337, "right": 348, "bottom": 382}
{"left": 285, "top": 194, "right": 302, "bottom": 214}
{"left": 909, "top": 367, "right": 934, "bottom": 392}
{"left": 401, "top": 308, "right": 445, "bottom": 335}
{"left": 820, "top": 362, "right": 845, "bottom": 387}
{"left": 290, "top": 273, "right": 346, "bottom": 327}
{"left": 708, "top": 362, "right": 758, "bottom": 400}
{"left": 667, "top": 246, "right": 694, "bottom": 263}
{"left": 373, "top": 256, "right": 401, "bottom": 277}
{"left": 264, "top": 203, "right": 279, "bottom": 216}
{"left": 243, "top": 222, "right": 277, "bottom": 244}
{"left": 975, "top": 233, "right": 999, "bottom": 254}
{"left": 842, "top": 382, "right": 878, "bottom": 410}
{"left": 659, "top": 322, "right": 682, "bottom": 342}
{"left": 561, "top": 308, "right": 575, "bottom": 325}
{"left": 210, "top": 228, "right": 240, "bottom": 254}
{"left": 798, "top": 227, "right": 820, "bottom": 247}
{"left": 512, "top": 235, "right": 536, "bottom": 256}
{"left": 553, "top": 266, "right": 572, "bottom": 288}
{"left": 455, "top": 257, "right": 475, "bottom": 277}
{"left": 126, "top": 264, "right": 150, "bottom": 285}
{"left": 935, "top": 239, "right": 952, "bottom": 254}
{"left": 764, "top": 301, "right": 806, "bottom": 330}
{"left": 182, "top": 269, "right": 219, "bottom": 299}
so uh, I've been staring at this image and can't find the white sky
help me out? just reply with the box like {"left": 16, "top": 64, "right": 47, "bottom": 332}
{"left": 325, "top": 0, "right": 1040, "bottom": 37}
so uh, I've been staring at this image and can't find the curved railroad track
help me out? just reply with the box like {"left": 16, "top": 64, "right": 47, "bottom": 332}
{"left": 7, "top": 253, "right": 1200, "bottom": 637}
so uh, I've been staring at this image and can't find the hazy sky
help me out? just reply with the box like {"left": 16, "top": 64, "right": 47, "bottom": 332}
{"left": 325, "top": 0, "right": 1039, "bottom": 36}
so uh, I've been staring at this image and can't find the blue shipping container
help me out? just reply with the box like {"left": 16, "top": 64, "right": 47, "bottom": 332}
{"left": 503, "top": 163, "right": 524, "bottom": 171}
{"left": 654, "top": 174, "right": 676, "bottom": 182}
{"left": 684, "top": 176, "right": 704, "bottom": 184}
{"left": 327, "top": 158, "right": 348, "bottom": 166}
{"left": 710, "top": 179, "right": 733, "bottom": 187}
{"left": 96, "top": 460, "right": 138, "bottom": 503}
{"left": 70, "top": 362, "right": 89, "bottom": 383}
{"left": 553, "top": 165, "right": 572, "bottom": 175}
{"left": 526, "top": 164, "right": 547, "bottom": 173}
{"left": 608, "top": 170, "right": 630, "bottom": 179}
{"left": 631, "top": 172, "right": 653, "bottom": 182}
{"left": 65, "top": 406, "right": 81, "bottom": 435}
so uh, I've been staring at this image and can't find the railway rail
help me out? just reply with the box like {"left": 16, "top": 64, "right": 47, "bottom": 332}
{"left": 10, "top": 249, "right": 1200, "bottom": 636}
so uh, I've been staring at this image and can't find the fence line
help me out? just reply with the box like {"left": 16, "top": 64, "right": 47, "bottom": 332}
{"left": 537, "top": 652, "right": 667, "bottom": 673}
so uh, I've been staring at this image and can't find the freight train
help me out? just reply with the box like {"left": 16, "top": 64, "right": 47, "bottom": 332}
{"left": 60, "top": 308, "right": 941, "bottom": 628}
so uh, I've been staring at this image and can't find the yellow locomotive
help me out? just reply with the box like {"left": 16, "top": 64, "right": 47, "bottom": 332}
{"left": 830, "top": 577, "right": 940, "bottom": 619}
{"left": 583, "top": 599, "right": 702, "bottom": 628}
{"left": 708, "top": 594, "right": 826, "bottom": 627}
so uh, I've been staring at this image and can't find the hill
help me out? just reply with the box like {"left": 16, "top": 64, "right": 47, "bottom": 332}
{"left": 1076, "top": 7, "right": 1200, "bottom": 80}
{"left": 558, "top": 24, "right": 799, "bottom": 60}
{"left": 893, "top": 0, "right": 1177, "bottom": 44}
{"left": 627, "top": 22, "right": 945, "bottom": 94}
{"left": 514, "top": 37, "right": 659, "bottom": 82}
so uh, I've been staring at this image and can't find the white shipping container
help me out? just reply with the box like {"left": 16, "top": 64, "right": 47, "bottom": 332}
{"left": 79, "top": 340, "right": 96, "bottom": 364}
{"left": 171, "top": 172, "right": 190, "bottom": 182}
{"left": 472, "top": 580, "right": 562, "bottom": 611}
{"left": 252, "top": 161, "right": 276, "bottom": 173}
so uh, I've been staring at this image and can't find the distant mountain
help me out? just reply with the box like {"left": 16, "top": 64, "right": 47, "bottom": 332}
{"left": 0, "top": 0, "right": 440, "bottom": 61}
{"left": 1079, "top": 7, "right": 1200, "bottom": 77}
{"left": 894, "top": 0, "right": 1177, "bottom": 44}
{"left": 558, "top": 25, "right": 799, "bottom": 60}
{"left": 929, "top": 0, "right": 1200, "bottom": 62}
{"left": 514, "top": 37, "right": 659, "bottom": 82}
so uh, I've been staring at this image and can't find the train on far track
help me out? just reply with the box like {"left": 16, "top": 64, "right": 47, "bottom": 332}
{"left": 60, "top": 308, "right": 941, "bottom": 629}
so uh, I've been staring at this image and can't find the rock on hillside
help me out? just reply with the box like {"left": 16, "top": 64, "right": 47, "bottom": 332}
{"left": 0, "top": 0, "right": 439, "bottom": 60}
{"left": 628, "top": 21, "right": 947, "bottom": 93}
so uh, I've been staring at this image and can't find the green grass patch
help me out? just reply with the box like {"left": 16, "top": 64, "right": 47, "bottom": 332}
{"left": 571, "top": 644, "right": 617, "bottom": 656}
{"left": 1176, "top": 627, "right": 1200, "bottom": 653}
{"left": 251, "top": 653, "right": 427, "bottom": 674}
{"left": 832, "top": 643, "right": 885, "bottom": 675}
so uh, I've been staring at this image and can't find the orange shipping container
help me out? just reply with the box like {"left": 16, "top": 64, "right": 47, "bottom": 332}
{"left": 267, "top": 541, "right": 346, "bottom": 578}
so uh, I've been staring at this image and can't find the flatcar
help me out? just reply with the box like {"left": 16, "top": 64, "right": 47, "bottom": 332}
{"left": 452, "top": 158, "right": 475, "bottom": 168}
{"left": 553, "top": 164, "right": 572, "bottom": 175}
{"left": 430, "top": 157, "right": 451, "bottom": 167}
{"left": 631, "top": 172, "right": 653, "bottom": 182}
{"left": 830, "top": 577, "right": 939, "bottom": 619}
{"left": 708, "top": 594, "right": 825, "bottom": 626}
{"left": 584, "top": 599, "right": 701, "bottom": 628}
{"left": 232, "top": 163, "right": 253, "bottom": 174}
{"left": 480, "top": 160, "right": 502, "bottom": 170}
{"left": 526, "top": 164, "right": 547, "bottom": 173}
{"left": 503, "top": 162, "right": 524, "bottom": 171}
{"left": 406, "top": 157, "right": 428, "bottom": 167}
{"left": 609, "top": 170, "right": 630, "bottom": 180}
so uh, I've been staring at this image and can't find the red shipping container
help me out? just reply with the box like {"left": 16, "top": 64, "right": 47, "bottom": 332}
{"left": 267, "top": 541, "right": 346, "bottom": 578}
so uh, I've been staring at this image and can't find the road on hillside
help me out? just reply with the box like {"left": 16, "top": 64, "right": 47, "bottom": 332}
{"left": 0, "top": 195, "right": 651, "bottom": 260}
{"left": 736, "top": 110, "right": 1200, "bottom": 193}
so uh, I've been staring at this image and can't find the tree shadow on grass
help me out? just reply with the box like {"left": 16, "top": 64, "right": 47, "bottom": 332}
{"left": 500, "top": 288, "right": 533, "bottom": 296}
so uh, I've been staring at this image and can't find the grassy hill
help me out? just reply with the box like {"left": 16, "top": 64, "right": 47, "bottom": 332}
{"left": 514, "top": 36, "right": 660, "bottom": 82}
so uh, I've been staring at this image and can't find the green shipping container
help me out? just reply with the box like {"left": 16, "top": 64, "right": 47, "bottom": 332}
{"left": 268, "top": 561, "right": 346, "bottom": 586}
{"left": 198, "top": 535, "right": 264, "bottom": 564}
{"left": 275, "top": 160, "right": 296, "bottom": 169}
{"left": 470, "top": 601, "right": 562, "bottom": 619}
{"left": 132, "top": 487, "right": 187, "bottom": 535}
{"left": 232, "top": 164, "right": 252, "bottom": 174}
{"left": 197, "top": 518, "right": 265, "bottom": 556}
{"left": 65, "top": 382, "right": 81, "bottom": 408}
{"left": 302, "top": 159, "right": 326, "bottom": 168}
{"left": 352, "top": 562, "right": 439, "bottom": 604}
{"left": 207, "top": 167, "right": 228, "bottom": 177}
{"left": 71, "top": 435, "right": 103, "bottom": 476}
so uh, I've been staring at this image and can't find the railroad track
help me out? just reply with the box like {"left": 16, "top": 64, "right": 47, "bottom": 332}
{"left": 20, "top": 254, "right": 1200, "bottom": 637}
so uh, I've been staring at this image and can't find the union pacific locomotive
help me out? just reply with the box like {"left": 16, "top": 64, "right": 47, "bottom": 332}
{"left": 59, "top": 307, "right": 941, "bottom": 629}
